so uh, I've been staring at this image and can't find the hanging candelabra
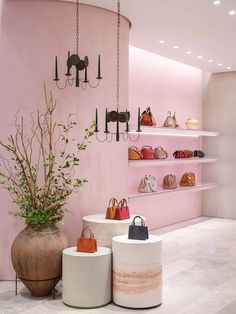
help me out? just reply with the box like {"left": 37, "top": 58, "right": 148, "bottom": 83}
{"left": 95, "top": 0, "right": 141, "bottom": 143}
{"left": 53, "top": 0, "right": 102, "bottom": 90}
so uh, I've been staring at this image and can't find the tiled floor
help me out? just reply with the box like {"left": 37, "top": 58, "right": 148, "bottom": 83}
{"left": 1, "top": 217, "right": 236, "bottom": 314}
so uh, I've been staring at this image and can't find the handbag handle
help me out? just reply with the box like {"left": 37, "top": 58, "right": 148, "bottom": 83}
{"left": 141, "top": 146, "right": 153, "bottom": 150}
{"left": 132, "top": 215, "right": 145, "bottom": 226}
{"left": 80, "top": 227, "right": 95, "bottom": 239}
{"left": 118, "top": 198, "right": 128, "bottom": 207}
{"left": 108, "top": 198, "right": 118, "bottom": 207}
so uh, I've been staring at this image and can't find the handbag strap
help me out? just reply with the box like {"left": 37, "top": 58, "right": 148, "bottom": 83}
{"left": 81, "top": 227, "right": 94, "bottom": 239}
{"left": 108, "top": 198, "right": 118, "bottom": 207}
{"left": 132, "top": 215, "right": 145, "bottom": 226}
{"left": 118, "top": 198, "right": 128, "bottom": 207}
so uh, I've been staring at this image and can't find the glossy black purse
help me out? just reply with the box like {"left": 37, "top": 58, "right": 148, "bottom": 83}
{"left": 194, "top": 150, "right": 205, "bottom": 158}
{"left": 128, "top": 216, "right": 149, "bottom": 240}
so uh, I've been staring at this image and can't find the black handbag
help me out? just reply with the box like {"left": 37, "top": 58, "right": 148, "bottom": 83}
{"left": 194, "top": 150, "right": 205, "bottom": 158}
{"left": 128, "top": 216, "right": 149, "bottom": 240}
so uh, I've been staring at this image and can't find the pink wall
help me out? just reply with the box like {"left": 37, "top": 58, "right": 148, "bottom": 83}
{"left": 128, "top": 46, "right": 203, "bottom": 230}
{"left": 0, "top": 0, "right": 129, "bottom": 280}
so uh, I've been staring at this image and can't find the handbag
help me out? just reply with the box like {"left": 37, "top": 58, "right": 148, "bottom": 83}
{"left": 163, "top": 174, "right": 177, "bottom": 189}
{"left": 128, "top": 147, "right": 143, "bottom": 160}
{"left": 194, "top": 150, "right": 205, "bottom": 158}
{"left": 180, "top": 172, "right": 196, "bottom": 187}
{"left": 185, "top": 118, "right": 199, "bottom": 130}
{"left": 139, "top": 175, "right": 157, "bottom": 193}
{"left": 128, "top": 216, "right": 149, "bottom": 240}
{"left": 162, "top": 111, "right": 179, "bottom": 128}
{"left": 115, "top": 198, "right": 130, "bottom": 220}
{"left": 173, "top": 150, "right": 186, "bottom": 158}
{"left": 183, "top": 150, "right": 194, "bottom": 158}
{"left": 77, "top": 227, "right": 97, "bottom": 253}
{"left": 154, "top": 146, "right": 168, "bottom": 159}
{"left": 140, "top": 107, "right": 156, "bottom": 126}
{"left": 141, "top": 146, "right": 155, "bottom": 159}
{"left": 105, "top": 198, "right": 118, "bottom": 219}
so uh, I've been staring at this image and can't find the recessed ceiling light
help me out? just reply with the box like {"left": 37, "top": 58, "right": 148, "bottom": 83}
{"left": 159, "top": 40, "right": 165, "bottom": 44}
{"left": 186, "top": 51, "right": 191, "bottom": 54}
{"left": 208, "top": 59, "right": 213, "bottom": 63}
{"left": 173, "top": 46, "right": 179, "bottom": 49}
{"left": 218, "top": 63, "right": 223, "bottom": 66}
{"left": 198, "top": 55, "right": 203, "bottom": 59}
{"left": 213, "top": 1, "right": 221, "bottom": 5}
{"left": 227, "top": 66, "right": 232, "bottom": 70}
{"left": 229, "top": 10, "right": 236, "bottom": 15}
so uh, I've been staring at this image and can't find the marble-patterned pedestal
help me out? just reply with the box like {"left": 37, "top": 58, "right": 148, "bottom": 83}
{"left": 82, "top": 214, "right": 145, "bottom": 248}
{"left": 112, "top": 234, "right": 162, "bottom": 309}
{"left": 62, "top": 247, "right": 111, "bottom": 308}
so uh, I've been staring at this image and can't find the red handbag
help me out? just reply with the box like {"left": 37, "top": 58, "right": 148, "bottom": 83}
{"left": 115, "top": 199, "right": 130, "bottom": 220}
{"left": 173, "top": 150, "right": 186, "bottom": 158}
{"left": 141, "top": 146, "right": 155, "bottom": 159}
{"left": 77, "top": 227, "right": 97, "bottom": 253}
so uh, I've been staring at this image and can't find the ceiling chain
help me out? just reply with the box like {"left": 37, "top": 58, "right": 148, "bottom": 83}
{"left": 76, "top": 0, "right": 80, "bottom": 54}
{"left": 116, "top": 0, "right": 120, "bottom": 111}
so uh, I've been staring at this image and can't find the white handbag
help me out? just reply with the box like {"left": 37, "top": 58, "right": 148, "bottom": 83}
{"left": 139, "top": 175, "right": 157, "bottom": 193}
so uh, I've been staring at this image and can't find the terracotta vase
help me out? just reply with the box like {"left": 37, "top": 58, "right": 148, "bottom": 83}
{"left": 11, "top": 224, "right": 69, "bottom": 297}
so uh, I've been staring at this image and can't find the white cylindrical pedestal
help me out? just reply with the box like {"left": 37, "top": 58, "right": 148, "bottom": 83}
{"left": 112, "top": 235, "right": 162, "bottom": 309}
{"left": 62, "top": 246, "right": 111, "bottom": 308}
{"left": 82, "top": 214, "right": 146, "bottom": 248}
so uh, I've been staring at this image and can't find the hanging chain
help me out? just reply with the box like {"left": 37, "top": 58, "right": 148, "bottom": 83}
{"left": 76, "top": 0, "right": 79, "bottom": 54}
{"left": 116, "top": 0, "right": 120, "bottom": 110}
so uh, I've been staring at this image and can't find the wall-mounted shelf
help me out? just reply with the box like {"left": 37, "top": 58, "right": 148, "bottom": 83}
{"left": 128, "top": 157, "right": 218, "bottom": 167}
{"left": 129, "top": 126, "right": 218, "bottom": 137}
{"left": 128, "top": 183, "right": 217, "bottom": 201}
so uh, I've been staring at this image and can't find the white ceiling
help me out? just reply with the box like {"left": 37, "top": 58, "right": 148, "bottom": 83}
{"left": 79, "top": 0, "right": 236, "bottom": 73}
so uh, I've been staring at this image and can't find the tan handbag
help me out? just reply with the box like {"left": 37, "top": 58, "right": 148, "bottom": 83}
{"left": 163, "top": 174, "right": 177, "bottom": 189}
{"left": 128, "top": 147, "right": 142, "bottom": 160}
{"left": 154, "top": 146, "right": 168, "bottom": 159}
{"left": 180, "top": 172, "right": 196, "bottom": 187}
{"left": 105, "top": 198, "right": 118, "bottom": 219}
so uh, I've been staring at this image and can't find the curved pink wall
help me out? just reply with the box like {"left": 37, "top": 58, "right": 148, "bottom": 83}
{"left": 0, "top": 0, "right": 129, "bottom": 279}
{"left": 129, "top": 46, "right": 203, "bottom": 230}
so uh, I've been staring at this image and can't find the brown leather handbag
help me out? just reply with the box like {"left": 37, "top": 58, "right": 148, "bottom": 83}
{"left": 106, "top": 198, "right": 118, "bottom": 219}
{"left": 180, "top": 172, "right": 196, "bottom": 187}
{"left": 128, "top": 147, "right": 143, "bottom": 160}
{"left": 183, "top": 150, "right": 194, "bottom": 158}
{"left": 163, "top": 174, "right": 177, "bottom": 189}
{"left": 141, "top": 146, "right": 155, "bottom": 159}
{"left": 77, "top": 227, "right": 97, "bottom": 253}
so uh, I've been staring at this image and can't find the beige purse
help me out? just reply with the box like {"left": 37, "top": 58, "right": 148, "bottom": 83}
{"left": 163, "top": 174, "right": 177, "bottom": 189}
{"left": 154, "top": 146, "right": 168, "bottom": 159}
{"left": 185, "top": 118, "right": 199, "bottom": 130}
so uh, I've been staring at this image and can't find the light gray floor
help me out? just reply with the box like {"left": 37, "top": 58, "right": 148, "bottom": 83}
{"left": 1, "top": 217, "right": 236, "bottom": 314}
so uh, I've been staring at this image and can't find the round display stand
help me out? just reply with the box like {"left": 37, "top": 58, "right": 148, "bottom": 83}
{"left": 82, "top": 214, "right": 145, "bottom": 248}
{"left": 62, "top": 246, "right": 111, "bottom": 308}
{"left": 112, "top": 234, "right": 162, "bottom": 309}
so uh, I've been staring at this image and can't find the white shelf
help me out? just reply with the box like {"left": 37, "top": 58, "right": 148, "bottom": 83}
{"left": 129, "top": 126, "right": 218, "bottom": 137}
{"left": 128, "top": 183, "right": 217, "bottom": 200}
{"left": 129, "top": 157, "right": 218, "bottom": 167}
